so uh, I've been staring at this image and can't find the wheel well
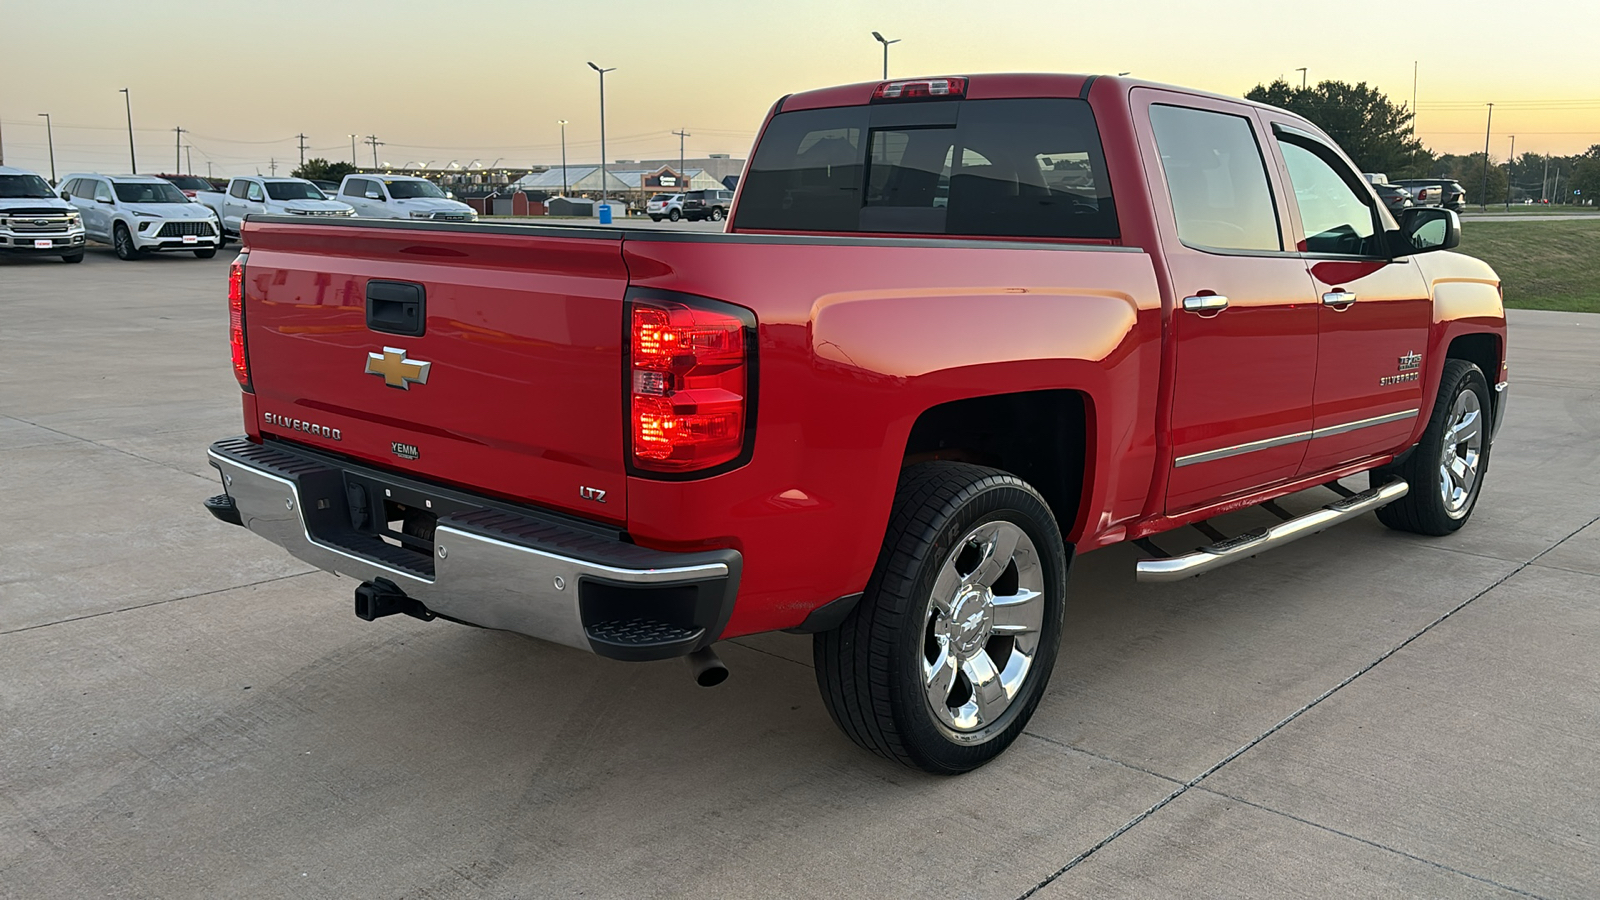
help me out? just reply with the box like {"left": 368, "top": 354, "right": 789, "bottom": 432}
{"left": 903, "top": 391, "right": 1087, "bottom": 537}
{"left": 1446, "top": 332, "right": 1500, "bottom": 384}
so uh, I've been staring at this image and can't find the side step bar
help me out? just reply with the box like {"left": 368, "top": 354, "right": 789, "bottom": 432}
{"left": 1136, "top": 478, "right": 1409, "bottom": 583}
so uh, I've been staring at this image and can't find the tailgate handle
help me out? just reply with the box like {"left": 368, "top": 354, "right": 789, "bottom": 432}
{"left": 366, "top": 281, "right": 426, "bottom": 337}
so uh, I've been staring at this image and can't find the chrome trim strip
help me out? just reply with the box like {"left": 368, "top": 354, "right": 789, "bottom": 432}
{"left": 1309, "top": 408, "right": 1420, "bottom": 439}
{"left": 1174, "top": 409, "right": 1420, "bottom": 468}
{"left": 207, "top": 448, "right": 732, "bottom": 651}
{"left": 1174, "top": 430, "right": 1312, "bottom": 468}
{"left": 1137, "top": 478, "right": 1409, "bottom": 582}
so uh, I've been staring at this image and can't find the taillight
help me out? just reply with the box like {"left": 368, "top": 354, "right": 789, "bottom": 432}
{"left": 873, "top": 77, "right": 967, "bottom": 101}
{"left": 228, "top": 254, "right": 252, "bottom": 391}
{"left": 628, "top": 292, "right": 755, "bottom": 475}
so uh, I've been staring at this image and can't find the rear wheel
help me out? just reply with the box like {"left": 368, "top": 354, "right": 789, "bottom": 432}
{"left": 60, "top": 252, "right": 84, "bottom": 264}
{"left": 814, "top": 462, "right": 1068, "bottom": 774}
{"left": 113, "top": 223, "right": 141, "bottom": 260}
{"left": 650, "top": 215, "right": 662, "bottom": 222}
{"left": 1373, "top": 359, "right": 1492, "bottom": 535}
{"left": 668, "top": 209, "right": 681, "bottom": 222}
{"left": 711, "top": 207, "right": 725, "bottom": 221}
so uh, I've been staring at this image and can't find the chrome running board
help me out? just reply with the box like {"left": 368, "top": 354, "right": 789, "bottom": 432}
{"left": 1135, "top": 478, "right": 1409, "bottom": 583}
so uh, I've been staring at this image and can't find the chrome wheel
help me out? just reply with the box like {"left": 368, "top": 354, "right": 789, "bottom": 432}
{"left": 922, "top": 520, "right": 1044, "bottom": 740}
{"left": 1439, "top": 388, "right": 1483, "bottom": 519}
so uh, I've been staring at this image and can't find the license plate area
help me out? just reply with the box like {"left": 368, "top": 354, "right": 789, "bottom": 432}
{"left": 341, "top": 472, "right": 476, "bottom": 564}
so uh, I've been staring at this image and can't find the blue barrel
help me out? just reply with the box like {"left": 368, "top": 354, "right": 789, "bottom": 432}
{"left": 598, "top": 203, "right": 613, "bottom": 225}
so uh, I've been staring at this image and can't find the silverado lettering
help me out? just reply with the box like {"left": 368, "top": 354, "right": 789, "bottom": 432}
{"left": 206, "top": 74, "right": 1507, "bottom": 773}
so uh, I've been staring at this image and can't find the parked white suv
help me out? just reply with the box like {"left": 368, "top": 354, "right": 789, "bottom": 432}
{"left": 58, "top": 174, "right": 221, "bottom": 260}
{"left": 646, "top": 193, "right": 684, "bottom": 221}
{"left": 0, "top": 166, "right": 87, "bottom": 263}
{"left": 196, "top": 176, "right": 354, "bottom": 243}
{"left": 336, "top": 174, "right": 476, "bottom": 222}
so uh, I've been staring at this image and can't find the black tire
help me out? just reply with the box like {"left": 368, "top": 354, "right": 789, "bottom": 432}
{"left": 711, "top": 207, "right": 725, "bottom": 221}
{"left": 668, "top": 209, "right": 681, "bottom": 222}
{"left": 814, "top": 462, "right": 1068, "bottom": 774}
{"left": 650, "top": 215, "right": 662, "bottom": 222}
{"left": 1372, "top": 359, "right": 1492, "bottom": 535}
{"left": 113, "top": 223, "right": 141, "bottom": 260}
{"left": 60, "top": 253, "right": 84, "bottom": 264}
{"left": 194, "top": 247, "right": 218, "bottom": 259}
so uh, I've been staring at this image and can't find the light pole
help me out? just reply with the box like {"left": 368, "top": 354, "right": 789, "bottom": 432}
{"left": 350, "top": 134, "right": 358, "bottom": 167}
{"left": 871, "top": 32, "right": 900, "bottom": 79}
{"left": 1505, "top": 135, "right": 1515, "bottom": 211}
{"left": 185, "top": 144, "right": 193, "bottom": 177}
{"left": 558, "top": 120, "right": 569, "bottom": 195}
{"left": 587, "top": 62, "right": 616, "bottom": 208}
{"left": 1295, "top": 67, "right": 1307, "bottom": 90}
{"left": 120, "top": 88, "right": 136, "bottom": 173}
{"left": 173, "top": 126, "right": 187, "bottom": 174}
{"left": 37, "top": 113, "right": 55, "bottom": 182}
{"left": 1480, "top": 103, "right": 1493, "bottom": 212}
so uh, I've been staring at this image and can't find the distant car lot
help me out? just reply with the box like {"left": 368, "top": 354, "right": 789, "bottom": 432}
{"left": 1, "top": 249, "right": 1596, "bottom": 897}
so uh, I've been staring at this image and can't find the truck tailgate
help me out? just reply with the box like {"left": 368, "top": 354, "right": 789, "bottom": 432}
{"left": 241, "top": 220, "right": 629, "bottom": 523}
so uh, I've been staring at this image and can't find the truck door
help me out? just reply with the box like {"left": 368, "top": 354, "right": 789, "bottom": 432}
{"left": 223, "top": 180, "right": 251, "bottom": 235}
{"left": 1133, "top": 92, "right": 1321, "bottom": 514}
{"left": 1258, "top": 120, "right": 1433, "bottom": 475}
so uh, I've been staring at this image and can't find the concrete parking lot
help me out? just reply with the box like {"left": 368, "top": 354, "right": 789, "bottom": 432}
{"left": 3, "top": 243, "right": 1597, "bottom": 899}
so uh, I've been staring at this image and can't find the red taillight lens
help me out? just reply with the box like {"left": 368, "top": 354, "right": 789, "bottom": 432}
{"left": 228, "top": 255, "right": 251, "bottom": 390}
{"left": 873, "top": 77, "right": 967, "bottom": 101}
{"left": 629, "top": 295, "right": 753, "bottom": 474}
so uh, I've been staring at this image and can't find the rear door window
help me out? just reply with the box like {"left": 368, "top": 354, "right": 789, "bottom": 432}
{"left": 735, "top": 98, "right": 1117, "bottom": 239}
{"left": 1149, "top": 104, "right": 1281, "bottom": 252}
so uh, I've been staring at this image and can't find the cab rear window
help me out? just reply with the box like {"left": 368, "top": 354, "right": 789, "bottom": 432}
{"left": 734, "top": 98, "right": 1117, "bottom": 239}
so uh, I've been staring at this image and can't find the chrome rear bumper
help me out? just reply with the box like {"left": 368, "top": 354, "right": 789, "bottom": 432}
{"left": 206, "top": 438, "right": 739, "bottom": 660}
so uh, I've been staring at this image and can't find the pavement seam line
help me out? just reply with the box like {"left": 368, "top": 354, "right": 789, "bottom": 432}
{"left": 1021, "top": 731, "right": 1184, "bottom": 786}
{"left": 1012, "top": 510, "right": 1600, "bottom": 899}
{"left": 0, "top": 571, "right": 317, "bottom": 637}
{"left": 725, "top": 638, "right": 814, "bottom": 669}
{"left": 1193, "top": 787, "right": 1552, "bottom": 899}
{"left": 7, "top": 415, "right": 219, "bottom": 485}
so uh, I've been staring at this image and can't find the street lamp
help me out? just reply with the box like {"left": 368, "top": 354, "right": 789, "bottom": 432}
{"left": 558, "top": 120, "right": 569, "bottom": 196}
{"left": 37, "top": 113, "right": 55, "bottom": 183}
{"left": 587, "top": 62, "right": 616, "bottom": 209}
{"left": 871, "top": 31, "right": 900, "bottom": 80}
{"left": 1295, "top": 67, "right": 1307, "bottom": 90}
{"left": 119, "top": 88, "right": 136, "bottom": 173}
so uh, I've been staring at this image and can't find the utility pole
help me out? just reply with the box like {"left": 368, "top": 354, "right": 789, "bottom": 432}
{"left": 1480, "top": 103, "right": 1493, "bottom": 212}
{"left": 1411, "top": 61, "right": 1418, "bottom": 132}
{"left": 1505, "top": 135, "right": 1515, "bottom": 210}
{"left": 871, "top": 31, "right": 900, "bottom": 79}
{"left": 185, "top": 144, "right": 193, "bottom": 177}
{"left": 350, "top": 134, "right": 358, "bottom": 167}
{"left": 296, "top": 133, "right": 308, "bottom": 167}
{"left": 587, "top": 62, "right": 616, "bottom": 208}
{"left": 1295, "top": 67, "right": 1308, "bottom": 90}
{"left": 206, "top": 161, "right": 213, "bottom": 178}
{"left": 672, "top": 128, "right": 690, "bottom": 182}
{"left": 1542, "top": 155, "right": 1550, "bottom": 202}
{"left": 173, "top": 126, "right": 187, "bottom": 174}
{"left": 38, "top": 113, "right": 55, "bottom": 182}
{"left": 269, "top": 158, "right": 278, "bottom": 176}
{"left": 365, "top": 135, "right": 383, "bottom": 169}
{"left": 558, "top": 120, "right": 569, "bottom": 195}
{"left": 120, "top": 88, "right": 137, "bottom": 173}
{"left": 0, "top": 118, "right": 5, "bottom": 166}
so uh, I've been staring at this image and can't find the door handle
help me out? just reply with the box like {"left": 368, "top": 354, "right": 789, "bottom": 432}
{"left": 1182, "top": 294, "right": 1229, "bottom": 314}
{"left": 1322, "top": 290, "right": 1358, "bottom": 308}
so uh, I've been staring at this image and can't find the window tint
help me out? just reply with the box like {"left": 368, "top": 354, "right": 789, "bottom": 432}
{"left": 246, "top": 182, "right": 265, "bottom": 202}
{"left": 93, "top": 180, "right": 114, "bottom": 203}
{"left": 735, "top": 98, "right": 1117, "bottom": 239}
{"left": 1149, "top": 105, "right": 1280, "bottom": 252}
{"left": 1277, "top": 139, "right": 1382, "bottom": 256}
{"left": 343, "top": 178, "right": 368, "bottom": 197}
{"left": 63, "top": 179, "right": 83, "bottom": 197}
{"left": 230, "top": 180, "right": 249, "bottom": 198}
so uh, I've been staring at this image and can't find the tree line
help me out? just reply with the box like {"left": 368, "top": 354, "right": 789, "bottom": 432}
{"left": 1246, "top": 79, "right": 1598, "bottom": 206}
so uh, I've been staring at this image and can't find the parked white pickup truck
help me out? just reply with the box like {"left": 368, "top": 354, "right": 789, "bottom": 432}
{"left": 196, "top": 176, "right": 354, "bottom": 243}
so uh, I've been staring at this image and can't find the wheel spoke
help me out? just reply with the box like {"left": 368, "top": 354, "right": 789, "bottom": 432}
{"left": 1448, "top": 409, "right": 1481, "bottom": 445}
{"left": 924, "top": 646, "right": 958, "bottom": 710}
{"left": 1449, "top": 457, "right": 1471, "bottom": 491}
{"left": 968, "top": 524, "right": 1021, "bottom": 588}
{"left": 929, "top": 558, "right": 963, "bottom": 617}
{"left": 961, "top": 653, "right": 1008, "bottom": 723}
{"left": 990, "top": 588, "right": 1044, "bottom": 635}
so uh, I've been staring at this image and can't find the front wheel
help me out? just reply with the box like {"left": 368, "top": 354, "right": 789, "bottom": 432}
{"left": 814, "top": 462, "right": 1068, "bottom": 774}
{"left": 1373, "top": 358, "right": 1493, "bottom": 535}
{"left": 650, "top": 215, "right": 662, "bottom": 222}
{"left": 194, "top": 247, "right": 218, "bottom": 259}
{"left": 113, "top": 223, "right": 141, "bottom": 260}
{"left": 61, "top": 252, "right": 84, "bottom": 264}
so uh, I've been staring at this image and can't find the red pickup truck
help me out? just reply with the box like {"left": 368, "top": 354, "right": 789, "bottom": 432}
{"left": 206, "top": 74, "right": 1507, "bottom": 773}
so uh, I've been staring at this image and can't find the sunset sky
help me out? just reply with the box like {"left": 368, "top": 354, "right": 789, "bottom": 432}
{"left": 2, "top": 0, "right": 1596, "bottom": 178}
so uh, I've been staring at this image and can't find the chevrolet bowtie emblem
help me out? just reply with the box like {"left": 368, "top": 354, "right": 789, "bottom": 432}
{"left": 365, "top": 347, "right": 431, "bottom": 390}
